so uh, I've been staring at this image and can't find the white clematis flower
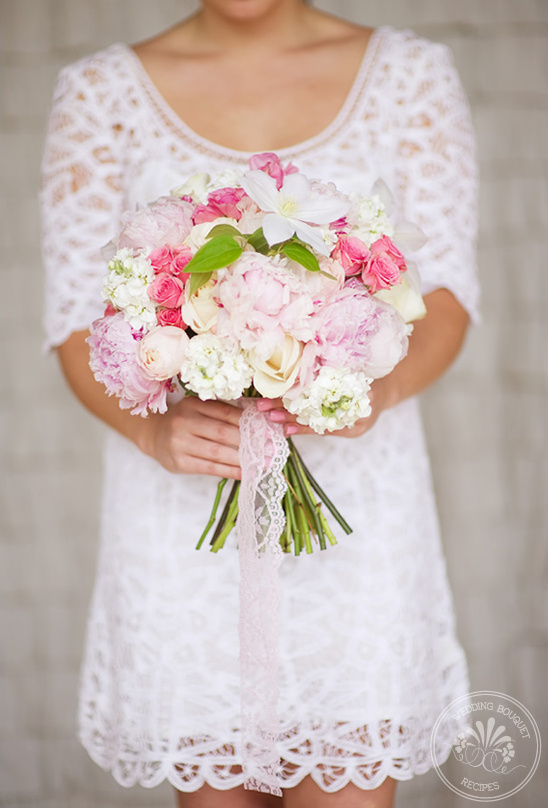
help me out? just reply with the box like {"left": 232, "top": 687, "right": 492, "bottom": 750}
{"left": 241, "top": 170, "right": 350, "bottom": 256}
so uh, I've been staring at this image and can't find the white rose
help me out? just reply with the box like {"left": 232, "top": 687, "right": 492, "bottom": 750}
{"left": 181, "top": 279, "right": 219, "bottom": 333}
{"left": 250, "top": 334, "right": 303, "bottom": 398}
{"left": 170, "top": 172, "right": 210, "bottom": 203}
{"left": 184, "top": 217, "right": 239, "bottom": 252}
{"left": 138, "top": 326, "right": 190, "bottom": 381}
{"left": 374, "top": 263, "right": 427, "bottom": 323}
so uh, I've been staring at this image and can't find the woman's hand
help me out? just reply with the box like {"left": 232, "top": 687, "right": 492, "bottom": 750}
{"left": 138, "top": 396, "right": 242, "bottom": 479}
{"left": 257, "top": 376, "right": 394, "bottom": 439}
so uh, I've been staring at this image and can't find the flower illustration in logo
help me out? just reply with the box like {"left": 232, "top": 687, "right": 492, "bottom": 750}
{"left": 451, "top": 717, "right": 525, "bottom": 774}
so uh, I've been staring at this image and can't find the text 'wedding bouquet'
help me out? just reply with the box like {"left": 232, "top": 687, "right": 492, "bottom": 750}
{"left": 88, "top": 152, "right": 426, "bottom": 556}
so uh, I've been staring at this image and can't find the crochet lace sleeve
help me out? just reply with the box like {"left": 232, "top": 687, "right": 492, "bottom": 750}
{"left": 395, "top": 39, "right": 480, "bottom": 322}
{"left": 41, "top": 57, "right": 125, "bottom": 350}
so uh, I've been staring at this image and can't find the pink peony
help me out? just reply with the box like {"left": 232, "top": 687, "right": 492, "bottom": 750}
{"left": 299, "top": 286, "right": 410, "bottom": 384}
{"left": 248, "top": 152, "right": 298, "bottom": 190}
{"left": 215, "top": 252, "right": 316, "bottom": 359}
{"left": 193, "top": 187, "right": 247, "bottom": 223}
{"left": 87, "top": 313, "right": 168, "bottom": 416}
{"left": 334, "top": 236, "right": 370, "bottom": 277}
{"left": 362, "top": 235, "right": 407, "bottom": 292}
{"left": 148, "top": 272, "right": 185, "bottom": 308}
{"left": 117, "top": 196, "right": 194, "bottom": 251}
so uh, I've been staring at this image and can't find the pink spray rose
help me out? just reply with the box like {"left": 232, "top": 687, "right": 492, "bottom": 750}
{"left": 248, "top": 152, "right": 298, "bottom": 189}
{"left": 87, "top": 313, "right": 168, "bottom": 416}
{"left": 193, "top": 187, "right": 247, "bottom": 223}
{"left": 362, "top": 235, "right": 406, "bottom": 292}
{"left": 157, "top": 308, "right": 186, "bottom": 329}
{"left": 148, "top": 245, "right": 175, "bottom": 272}
{"left": 334, "top": 236, "right": 370, "bottom": 277}
{"left": 117, "top": 196, "right": 194, "bottom": 251}
{"left": 170, "top": 246, "right": 193, "bottom": 279}
{"left": 148, "top": 272, "right": 185, "bottom": 308}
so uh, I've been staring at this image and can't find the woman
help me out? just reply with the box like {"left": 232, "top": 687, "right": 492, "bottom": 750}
{"left": 41, "top": 1, "right": 479, "bottom": 806}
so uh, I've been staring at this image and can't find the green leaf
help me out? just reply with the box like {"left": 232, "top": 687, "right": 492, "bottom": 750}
{"left": 280, "top": 241, "right": 321, "bottom": 272}
{"left": 246, "top": 228, "right": 269, "bottom": 254}
{"left": 189, "top": 271, "right": 212, "bottom": 297}
{"left": 184, "top": 235, "right": 243, "bottom": 275}
{"left": 205, "top": 224, "right": 243, "bottom": 240}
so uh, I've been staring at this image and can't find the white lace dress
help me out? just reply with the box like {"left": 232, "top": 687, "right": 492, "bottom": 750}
{"left": 41, "top": 27, "right": 480, "bottom": 793}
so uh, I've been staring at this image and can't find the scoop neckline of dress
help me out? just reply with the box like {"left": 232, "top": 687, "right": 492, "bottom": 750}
{"left": 116, "top": 26, "right": 388, "bottom": 161}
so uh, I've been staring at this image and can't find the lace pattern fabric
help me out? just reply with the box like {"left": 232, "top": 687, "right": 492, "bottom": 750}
{"left": 41, "top": 27, "right": 479, "bottom": 793}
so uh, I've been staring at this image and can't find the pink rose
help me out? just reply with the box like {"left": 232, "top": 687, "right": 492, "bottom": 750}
{"left": 362, "top": 236, "right": 407, "bottom": 292}
{"left": 148, "top": 272, "right": 185, "bottom": 308}
{"left": 170, "top": 246, "right": 193, "bottom": 280}
{"left": 248, "top": 152, "right": 298, "bottom": 189}
{"left": 148, "top": 245, "right": 174, "bottom": 272}
{"left": 137, "top": 325, "right": 190, "bottom": 381}
{"left": 334, "top": 236, "right": 370, "bottom": 277}
{"left": 193, "top": 187, "right": 247, "bottom": 223}
{"left": 87, "top": 313, "right": 168, "bottom": 416}
{"left": 157, "top": 307, "right": 185, "bottom": 329}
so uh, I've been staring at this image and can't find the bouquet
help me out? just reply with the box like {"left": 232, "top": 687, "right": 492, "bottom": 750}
{"left": 88, "top": 152, "right": 426, "bottom": 555}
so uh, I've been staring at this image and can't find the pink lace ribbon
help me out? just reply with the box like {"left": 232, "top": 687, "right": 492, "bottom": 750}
{"left": 237, "top": 402, "right": 289, "bottom": 795}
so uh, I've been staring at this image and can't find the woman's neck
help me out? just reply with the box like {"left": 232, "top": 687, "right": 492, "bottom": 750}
{"left": 181, "top": 1, "right": 319, "bottom": 56}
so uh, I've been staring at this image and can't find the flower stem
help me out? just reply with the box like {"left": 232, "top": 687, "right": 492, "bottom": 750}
{"left": 287, "top": 451, "right": 325, "bottom": 551}
{"left": 209, "top": 479, "right": 240, "bottom": 549}
{"left": 287, "top": 438, "right": 353, "bottom": 535}
{"left": 196, "top": 478, "right": 228, "bottom": 549}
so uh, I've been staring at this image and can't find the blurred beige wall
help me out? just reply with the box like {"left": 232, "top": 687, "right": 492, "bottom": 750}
{"left": 1, "top": 1, "right": 546, "bottom": 806}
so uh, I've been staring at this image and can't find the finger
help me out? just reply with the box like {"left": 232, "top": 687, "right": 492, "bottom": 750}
{"left": 189, "top": 416, "right": 242, "bottom": 449}
{"left": 185, "top": 457, "right": 242, "bottom": 480}
{"left": 256, "top": 398, "right": 284, "bottom": 412}
{"left": 183, "top": 434, "right": 241, "bottom": 468}
{"left": 190, "top": 397, "right": 243, "bottom": 427}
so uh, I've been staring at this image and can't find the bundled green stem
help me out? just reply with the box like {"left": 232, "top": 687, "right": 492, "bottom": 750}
{"left": 196, "top": 439, "right": 352, "bottom": 555}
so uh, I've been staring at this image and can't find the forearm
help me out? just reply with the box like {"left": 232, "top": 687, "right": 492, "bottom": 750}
{"left": 379, "top": 287, "right": 470, "bottom": 411}
{"left": 56, "top": 329, "right": 242, "bottom": 478}
{"left": 57, "top": 329, "right": 154, "bottom": 452}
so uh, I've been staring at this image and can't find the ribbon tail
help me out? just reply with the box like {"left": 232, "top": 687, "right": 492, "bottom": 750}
{"left": 237, "top": 403, "right": 289, "bottom": 796}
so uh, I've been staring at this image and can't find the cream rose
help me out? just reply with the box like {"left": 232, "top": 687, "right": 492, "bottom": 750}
{"left": 137, "top": 326, "right": 190, "bottom": 381}
{"left": 183, "top": 217, "right": 239, "bottom": 252}
{"left": 374, "top": 263, "right": 427, "bottom": 323}
{"left": 181, "top": 279, "right": 219, "bottom": 334}
{"left": 170, "top": 172, "right": 210, "bottom": 203}
{"left": 250, "top": 334, "right": 303, "bottom": 398}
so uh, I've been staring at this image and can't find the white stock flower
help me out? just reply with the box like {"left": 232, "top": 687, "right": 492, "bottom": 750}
{"left": 180, "top": 334, "right": 253, "bottom": 401}
{"left": 240, "top": 170, "right": 350, "bottom": 255}
{"left": 103, "top": 249, "right": 156, "bottom": 331}
{"left": 283, "top": 366, "right": 372, "bottom": 434}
